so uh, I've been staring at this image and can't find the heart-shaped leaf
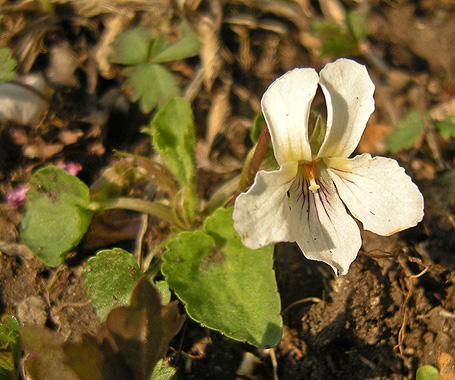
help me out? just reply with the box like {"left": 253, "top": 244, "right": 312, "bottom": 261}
{"left": 162, "top": 208, "right": 282, "bottom": 347}
{"left": 20, "top": 166, "right": 94, "bottom": 267}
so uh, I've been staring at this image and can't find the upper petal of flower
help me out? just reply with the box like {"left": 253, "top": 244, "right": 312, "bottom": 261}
{"left": 289, "top": 165, "right": 362, "bottom": 275}
{"left": 233, "top": 162, "right": 298, "bottom": 249}
{"left": 261, "top": 68, "right": 319, "bottom": 166}
{"left": 317, "top": 59, "right": 375, "bottom": 159}
{"left": 325, "top": 154, "right": 424, "bottom": 236}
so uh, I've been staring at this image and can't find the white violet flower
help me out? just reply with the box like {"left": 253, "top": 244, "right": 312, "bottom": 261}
{"left": 233, "top": 58, "right": 424, "bottom": 275}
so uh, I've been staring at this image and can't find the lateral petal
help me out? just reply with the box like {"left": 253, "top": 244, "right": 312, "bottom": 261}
{"left": 325, "top": 154, "right": 424, "bottom": 236}
{"left": 289, "top": 165, "right": 361, "bottom": 275}
{"left": 233, "top": 162, "right": 298, "bottom": 249}
{"left": 317, "top": 59, "right": 375, "bottom": 159}
{"left": 261, "top": 68, "right": 318, "bottom": 166}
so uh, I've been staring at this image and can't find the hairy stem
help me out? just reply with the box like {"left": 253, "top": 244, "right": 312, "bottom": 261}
{"left": 226, "top": 123, "right": 271, "bottom": 207}
{"left": 89, "top": 197, "right": 185, "bottom": 229}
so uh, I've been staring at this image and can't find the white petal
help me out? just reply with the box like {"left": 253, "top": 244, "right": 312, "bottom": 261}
{"left": 325, "top": 153, "right": 424, "bottom": 236}
{"left": 233, "top": 162, "right": 298, "bottom": 249}
{"left": 261, "top": 68, "right": 319, "bottom": 166}
{"left": 317, "top": 59, "right": 375, "bottom": 159}
{"left": 289, "top": 165, "right": 361, "bottom": 275}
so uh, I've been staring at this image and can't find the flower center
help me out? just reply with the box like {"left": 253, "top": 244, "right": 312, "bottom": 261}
{"left": 301, "top": 161, "right": 320, "bottom": 194}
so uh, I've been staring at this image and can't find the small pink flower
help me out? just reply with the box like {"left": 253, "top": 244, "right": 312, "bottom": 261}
{"left": 55, "top": 161, "right": 82, "bottom": 176}
{"left": 6, "top": 184, "right": 28, "bottom": 207}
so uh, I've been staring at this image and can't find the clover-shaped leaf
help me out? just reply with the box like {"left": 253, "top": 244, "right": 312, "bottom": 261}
{"left": 123, "top": 63, "right": 178, "bottom": 113}
{"left": 111, "top": 22, "right": 200, "bottom": 114}
{"left": 151, "top": 21, "right": 201, "bottom": 63}
{"left": 110, "top": 27, "right": 152, "bottom": 65}
{"left": 20, "top": 166, "right": 94, "bottom": 267}
{"left": 162, "top": 208, "right": 282, "bottom": 348}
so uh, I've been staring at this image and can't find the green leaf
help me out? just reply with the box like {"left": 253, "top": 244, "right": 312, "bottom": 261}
{"left": 154, "top": 280, "right": 171, "bottom": 305}
{"left": 347, "top": 11, "right": 367, "bottom": 42}
{"left": 387, "top": 111, "right": 423, "bottom": 153}
{"left": 416, "top": 365, "right": 439, "bottom": 380}
{"left": 20, "top": 166, "right": 94, "bottom": 267}
{"left": 250, "top": 113, "right": 265, "bottom": 144}
{"left": 150, "top": 359, "right": 176, "bottom": 380}
{"left": 0, "top": 47, "right": 16, "bottom": 84}
{"left": 150, "top": 97, "right": 198, "bottom": 222}
{"left": 110, "top": 27, "right": 152, "bottom": 65}
{"left": 151, "top": 21, "right": 201, "bottom": 63}
{"left": 309, "top": 113, "right": 326, "bottom": 157}
{"left": 435, "top": 115, "right": 455, "bottom": 139}
{"left": 123, "top": 63, "right": 179, "bottom": 113}
{"left": 84, "top": 248, "right": 141, "bottom": 321}
{"left": 0, "top": 316, "right": 21, "bottom": 380}
{"left": 312, "top": 20, "right": 359, "bottom": 57}
{"left": 162, "top": 208, "right": 282, "bottom": 348}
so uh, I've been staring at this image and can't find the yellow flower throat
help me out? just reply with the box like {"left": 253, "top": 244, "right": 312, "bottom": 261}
{"left": 301, "top": 161, "right": 320, "bottom": 194}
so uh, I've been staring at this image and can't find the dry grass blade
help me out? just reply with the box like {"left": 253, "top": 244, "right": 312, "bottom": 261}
{"left": 206, "top": 78, "right": 232, "bottom": 147}
{"left": 94, "top": 13, "right": 133, "bottom": 79}
{"left": 196, "top": 0, "right": 223, "bottom": 92}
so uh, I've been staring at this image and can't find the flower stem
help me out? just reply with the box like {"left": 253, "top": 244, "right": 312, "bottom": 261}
{"left": 89, "top": 197, "right": 185, "bottom": 229}
{"left": 226, "top": 123, "right": 270, "bottom": 207}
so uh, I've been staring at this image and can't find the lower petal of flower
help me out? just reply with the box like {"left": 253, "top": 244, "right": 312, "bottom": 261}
{"left": 233, "top": 162, "right": 298, "bottom": 249}
{"left": 289, "top": 167, "right": 361, "bottom": 275}
{"left": 325, "top": 154, "right": 424, "bottom": 236}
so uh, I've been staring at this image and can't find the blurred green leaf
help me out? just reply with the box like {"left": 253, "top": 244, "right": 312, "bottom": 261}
{"left": 84, "top": 248, "right": 140, "bottom": 321}
{"left": 387, "top": 111, "right": 423, "bottom": 153}
{"left": 435, "top": 115, "right": 455, "bottom": 139}
{"left": 416, "top": 365, "right": 439, "bottom": 380}
{"left": 110, "top": 27, "right": 152, "bottom": 65}
{"left": 347, "top": 11, "right": 367, "bottom": 42}
{"left": 20, "top": 166, "right": 94, "bottom": 267}
{"left": 150, "top": 359, "right": 176, "bottom": 380}
{"left": 162, "top": 208, "right": 282, "bottom": 348}
{"left": 150, "top": 97, "right": 198, "bottom": 223}
{"left": 0, "top": 316, "right": 21, "bottom": 380}
{"left": 312, "top": 21, "right": 359, "bottom": 57}
{"left": 0, "top": 47, "right": 16, "bottom": 84}
{"left": 123, "top": 63, "right": 179, "bottom": 113}
{"left": 151, "top": 21, "right": 201, "bottom": 63}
